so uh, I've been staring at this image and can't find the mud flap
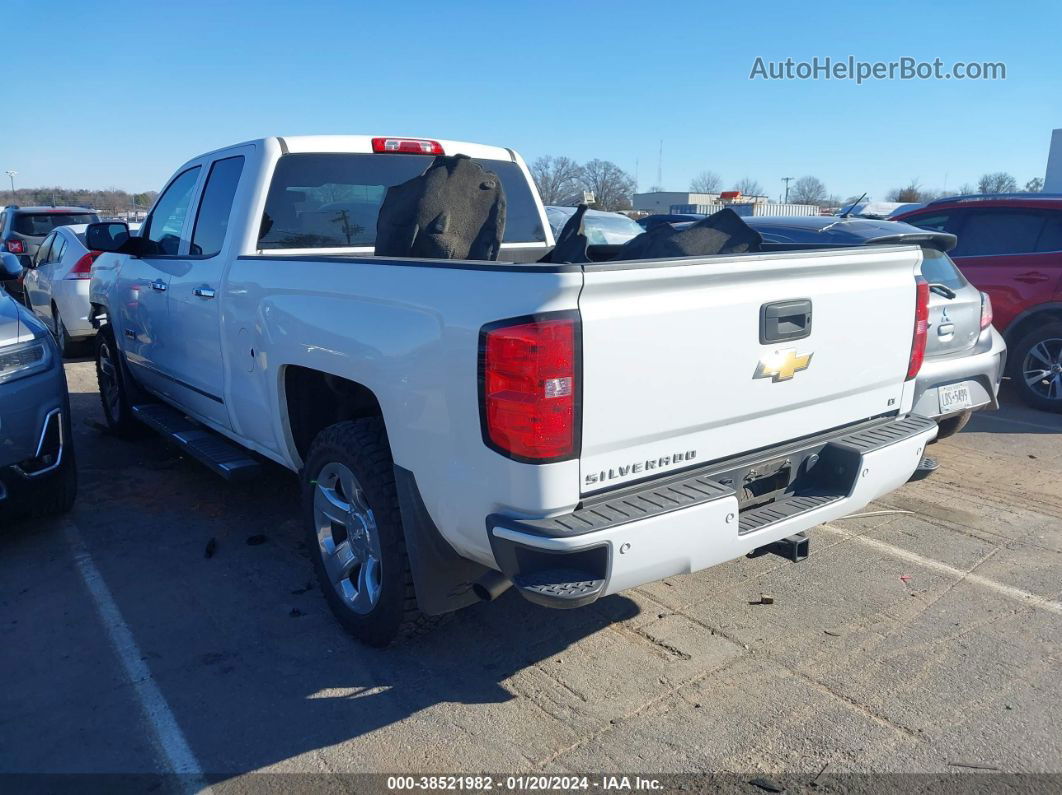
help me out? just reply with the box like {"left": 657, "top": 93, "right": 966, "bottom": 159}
{"left": 393, "top": 465, "right": 489, "bottom": 616}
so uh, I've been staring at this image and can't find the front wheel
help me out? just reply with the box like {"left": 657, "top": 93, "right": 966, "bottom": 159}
{"left": 95, "top": 325, "right": 143, "bottom": 436}
{"left": 302, "top": 418, "right": 435, "bottom": 646}
{"left": 1009, "top": 321, "right": 1062, "bottom": 413}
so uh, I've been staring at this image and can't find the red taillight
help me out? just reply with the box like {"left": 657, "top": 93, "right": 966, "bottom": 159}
{"left": 980, "top": 291, "right": 993, "bottom": 330}
{"left": 67, "top": 250, "right": 102, "bottom": 280}
{"left": 371, "top": 137, "right": 444, "bottom": 155}
{"left": 480, "top": 315, "right": 579, "bottom": 462}
{"left": 5, "top": 239, "right": 24, "bottom": 254}
{"left": 907, "top": 278, "right": 930, "bottom": 380}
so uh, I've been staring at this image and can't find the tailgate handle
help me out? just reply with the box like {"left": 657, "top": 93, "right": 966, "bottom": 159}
{"left": 760, "top": 299, "right": 812, "bottom": 344}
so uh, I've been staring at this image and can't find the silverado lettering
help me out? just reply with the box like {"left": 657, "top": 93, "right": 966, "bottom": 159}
{"left": 584, "top": 451, "right": 698, "bottom": 486}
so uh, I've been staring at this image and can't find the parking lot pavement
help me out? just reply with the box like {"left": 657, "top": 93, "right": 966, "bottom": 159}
{"left": 2, "top": 358, "right": 1060, "bottom": 780}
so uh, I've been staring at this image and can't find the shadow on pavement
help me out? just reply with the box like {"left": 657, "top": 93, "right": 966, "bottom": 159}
{"left": 3, "top": 384, "right": 644, "bottom": 776}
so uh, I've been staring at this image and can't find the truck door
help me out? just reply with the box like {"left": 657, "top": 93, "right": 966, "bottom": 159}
{"left": 165, "top": 152, "right": 248, "bottom": 429}
{"left": 116, "top": 165, "right": 202, "bottom": 399}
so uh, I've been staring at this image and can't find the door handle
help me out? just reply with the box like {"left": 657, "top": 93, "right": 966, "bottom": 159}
{"left": 1015, "top": 271, "right": 1050, "bottom": 284}
{"left": 150, "top": 279, "right": 167, "bottom": 292}
{"left": 192, "top": 287, "right": 216, "bottom": 299}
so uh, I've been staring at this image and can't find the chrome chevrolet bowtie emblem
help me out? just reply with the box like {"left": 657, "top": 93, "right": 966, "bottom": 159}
{"left": 754, "top": 349, "right": 813, "bottom": 382}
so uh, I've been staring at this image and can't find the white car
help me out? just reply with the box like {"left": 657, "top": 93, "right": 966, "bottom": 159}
{"left": 23, "top": 224, "right": 97, "bottom": 356}
{"left": 88, "top": 134, "right": 937, "bottom": 646}
{"left": 545, "top": 205, "right": 645, "bottom": 244}
{"left": 23, "top": 223, "right": 138, "bottom": 356}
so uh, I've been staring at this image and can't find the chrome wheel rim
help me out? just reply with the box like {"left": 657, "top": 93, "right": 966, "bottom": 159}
{"left": 1022, "top": 337, "right": 1062, "bottom": 402}
{"left": 98, "top": 339, "right": 122, "bottom": 420}
{"left": 313, "top": 462, "right": 383, "bottom": 614}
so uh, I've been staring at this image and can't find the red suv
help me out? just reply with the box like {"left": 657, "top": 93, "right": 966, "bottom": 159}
{"left": 895, "top": 194, "right": 1062, "bottom": 412}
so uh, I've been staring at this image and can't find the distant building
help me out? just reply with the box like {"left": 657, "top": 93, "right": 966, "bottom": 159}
{"left": 1045, "top": 129, "right": 1062, "bottom": 192}
{"left": 671, "top": 202, "right": 819, "bottom": 217}
{"left": 633, "top": 191, "right": 769, "bottom": 213}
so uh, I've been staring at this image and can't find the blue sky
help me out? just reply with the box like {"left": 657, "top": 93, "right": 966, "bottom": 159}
{"left": 4, "top": 0, "right": 1060, "bottom": 201}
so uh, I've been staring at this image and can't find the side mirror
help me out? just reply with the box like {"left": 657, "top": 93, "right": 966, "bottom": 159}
{"left": 85, "top": 221, "right": 131, "bottom": 253}
{"left": 0, "top": 252, "right": 23, "bottom": 281}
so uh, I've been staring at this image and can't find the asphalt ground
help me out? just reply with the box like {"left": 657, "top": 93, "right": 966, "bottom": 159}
{"left": 1, "top": 357, "right": 1060, "bottom": 790}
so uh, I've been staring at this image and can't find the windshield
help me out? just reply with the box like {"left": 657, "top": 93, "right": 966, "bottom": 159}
{"left": 921, "top": 248, "right": 967, "bottom": 290}
{"left": 13, "top": 213, "right": 97, "bottom": 237}
{"left": 258, "top": 153, "right": 546, "bottom": 249}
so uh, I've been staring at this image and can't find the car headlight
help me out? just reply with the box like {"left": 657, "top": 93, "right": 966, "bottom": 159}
{"left": 0, "top": 338, "right": 53, "bottom": 384}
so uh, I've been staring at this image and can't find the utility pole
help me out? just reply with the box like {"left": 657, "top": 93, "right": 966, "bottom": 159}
{"left": 657, "top": 140, "right": 662, "bottom": 189}
{"left": 5, "top": 170, "right": 16, "bottom": 197}
{"left": 782, "top": 176, "right": 793, "bottom": 203}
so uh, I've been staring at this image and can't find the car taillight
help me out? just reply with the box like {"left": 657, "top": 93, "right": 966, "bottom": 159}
{"left": 5, "top": 239, "right": 24, "bottom": 254}
{"left": 980, "top": 291, "right": 993, "bottom": 330}
{"left": 371, "top": 137, "right": 444, "bottom": 155}
{"left": 480, "top": 314, "right": 579, "bottom": 462}
{"left": 66, "top": 251, "right": 101, "bottom": 280}
{"left": 907, "top": 278, "right": 930, "bottom": 380}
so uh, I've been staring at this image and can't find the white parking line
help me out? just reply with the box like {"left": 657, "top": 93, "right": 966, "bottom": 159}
{"left": 64, "top": 521, "right": 211, "bottom": 792}
{"left": 821, "top": 523, "right": 1062, "bottom": 616}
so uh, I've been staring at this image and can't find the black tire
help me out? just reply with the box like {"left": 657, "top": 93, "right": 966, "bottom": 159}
{"left": 933, "top": 410, "right": 972, "bottom": 442}
{"left": 301, "top": 418, "right": 436, "bottom": 646}
{"left": 95, "top": 324, "right": 144, "bottom": 437}
{"left": 53, "top": 306, "right": 81, "bottom": 358}
{"left": 1008, "top": 321, "right": 1062, "bottom": 413}
{"left": 34, "top": 430, "right": 78, "bottom": 517}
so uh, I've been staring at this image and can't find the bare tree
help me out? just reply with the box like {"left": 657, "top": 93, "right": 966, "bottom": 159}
{"left": 530, "top": 156, "right": 585, "bottom": 205}
{"left": 733, "top": 177, "right": 763, "bottom": 196}
{"left": 1025, "top": 177, "right": 1044, "bottom": 192}
{"left": 689, "top": 170, "right": 722, "bottom": 194}
{"left": 788, "top": 175, "right": 828, "bottom": 206}
{"left": 581, "top": 159, "right": 637, "bottom": 211}
{"left": 955, "top": 183, "right": 975, "bottom": 195}
{"left": 886, "top": 180, "right": 924, "bottom": 203}
{"left": 977, "top": 172, "right": 1017, "bottom": 194}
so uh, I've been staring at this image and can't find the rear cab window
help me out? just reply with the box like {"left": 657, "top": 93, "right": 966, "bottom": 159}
{"left": 258, "top": 153, "right": 546, "bottom": 251}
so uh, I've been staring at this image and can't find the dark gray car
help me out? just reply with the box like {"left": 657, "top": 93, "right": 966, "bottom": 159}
{"left": 0, "top": 253, "right": 76, "bottom": 518}
{"left": 0, "top": 205, "right": 99, "bottom": 302}
{"left": 742, "top": 216, "right": 1007, "bottom": 439}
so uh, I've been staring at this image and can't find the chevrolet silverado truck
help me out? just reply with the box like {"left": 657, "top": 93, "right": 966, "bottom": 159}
{"left": 87, "top": 135, "right": 937, "bottom": 646}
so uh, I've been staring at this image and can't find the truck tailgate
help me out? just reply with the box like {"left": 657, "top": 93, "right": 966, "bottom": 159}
{"left": 577, "top": 246, "right": 922, "bottom": 493}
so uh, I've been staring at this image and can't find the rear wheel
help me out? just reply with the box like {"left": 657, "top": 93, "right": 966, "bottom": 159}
{"left": 95, "top": 325, "right": 143, "bottom": 436}
{"left": 302, "top": 418, "right": 435, "bottom": 646}
{"left": 1009, "top": 321, "right": 1062, "bottom": 413}
{"left": 53, "top": 306, "right": 81, "bottom": 358}
{"left": 933, "top": 410, "right": 972, "bottom": 441}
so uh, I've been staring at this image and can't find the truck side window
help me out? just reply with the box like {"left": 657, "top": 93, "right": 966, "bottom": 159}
{"left": 143, "top": 166, "right": 202, "bottom": 256}
{"left": 191, "top": 156, "right": 245, "bottom": 257}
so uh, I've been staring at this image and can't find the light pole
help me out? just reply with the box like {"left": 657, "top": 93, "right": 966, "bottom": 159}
{"left": 782, "top": 176, "right": 793, "bottom": 203}
{"left": 5, "top": 170, "right": 16, "bottom": 197}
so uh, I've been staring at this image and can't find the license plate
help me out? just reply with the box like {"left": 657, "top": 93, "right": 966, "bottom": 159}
{"left": 938, "top": 383, "right": 972, "bottom": 413}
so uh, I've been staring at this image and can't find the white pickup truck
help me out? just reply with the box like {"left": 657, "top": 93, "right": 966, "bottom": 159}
{"left": 88, "top": 135, "right": 937, "bottom": 645}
